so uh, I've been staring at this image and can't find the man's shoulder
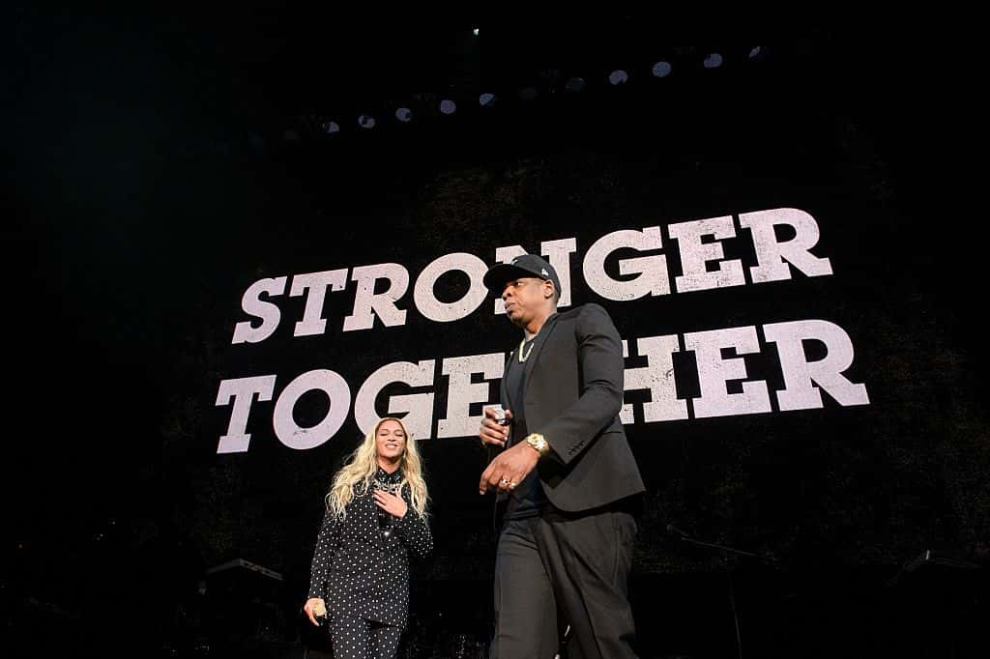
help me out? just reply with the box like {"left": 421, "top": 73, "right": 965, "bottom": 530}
{"left": 555, "top": 303, "right": 612, "bottom": 323}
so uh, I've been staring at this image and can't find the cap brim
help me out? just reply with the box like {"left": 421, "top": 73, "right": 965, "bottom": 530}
{"left": 483, "top": 264, "right": 534, "bottom": 291}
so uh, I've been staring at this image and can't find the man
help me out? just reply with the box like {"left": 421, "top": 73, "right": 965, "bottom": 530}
{"left": 478, "top": 253, "right": 645, "bottom": 659}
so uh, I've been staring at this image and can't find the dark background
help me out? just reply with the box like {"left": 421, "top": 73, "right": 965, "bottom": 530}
{"left": 5, "top": 7, "right": 985, "bottom": 658}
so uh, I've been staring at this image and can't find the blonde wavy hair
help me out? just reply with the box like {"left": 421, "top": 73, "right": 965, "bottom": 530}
{"left": 325, "top": 417, "right": 428, "bottom": 519}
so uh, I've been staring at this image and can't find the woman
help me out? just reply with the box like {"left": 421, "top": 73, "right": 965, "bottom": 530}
{"left": 303, "top": 417, "right": 432, "bottom": 658}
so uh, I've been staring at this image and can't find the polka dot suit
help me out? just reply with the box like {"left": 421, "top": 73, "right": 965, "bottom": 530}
{"left": 308, "top": 467, "right": 432, "bottom": 658}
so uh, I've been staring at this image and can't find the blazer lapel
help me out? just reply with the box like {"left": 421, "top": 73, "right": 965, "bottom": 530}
{"left": 523, "top": 313, "right": 560, "bottom": 391}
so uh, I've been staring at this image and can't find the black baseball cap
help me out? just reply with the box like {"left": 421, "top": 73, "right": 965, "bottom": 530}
{"left": 483, "top": 254, "right": 561, "bottom": 294}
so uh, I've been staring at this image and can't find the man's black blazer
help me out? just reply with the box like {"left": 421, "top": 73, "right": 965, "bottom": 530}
{"left": 500, "top": 303, "right": 645, "bottom": 512}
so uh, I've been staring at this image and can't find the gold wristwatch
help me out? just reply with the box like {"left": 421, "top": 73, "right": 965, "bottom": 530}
{"left": 525, "top": 433, "right": 550, "bottom": 458}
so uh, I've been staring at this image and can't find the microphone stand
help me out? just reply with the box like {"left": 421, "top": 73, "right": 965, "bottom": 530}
{"left": 669, "top": 527, "right": 775, "bottom": 659}
{"left": 675, "top": 534, "right": 763, "bottom": 559}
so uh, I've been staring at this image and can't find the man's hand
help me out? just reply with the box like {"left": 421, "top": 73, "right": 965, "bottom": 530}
{"left": 479, "top": 440, "right": 540, "bottom": 495}
{"left": 479, "top": 406, "right": 513, "bottom": 448}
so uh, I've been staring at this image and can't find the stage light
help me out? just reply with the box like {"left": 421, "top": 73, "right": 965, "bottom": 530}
{"left": 609, "top": 70, "right": 629, "bottom": 86}
{"left": 652, "top": 61, "right": 672, "bottom": 78}
{"left": 704, "top": 53, "right": 724, "bottom": 69}
{"left": 565, "top": 77, "right": 586, "bottom": 92}
{"left": 748, "top": 46, "right": 767, "bottom": 62}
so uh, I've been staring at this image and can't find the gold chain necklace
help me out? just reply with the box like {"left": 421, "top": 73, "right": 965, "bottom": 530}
{"left": 518, "top": 336, "right": 536, "bottom": 363}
